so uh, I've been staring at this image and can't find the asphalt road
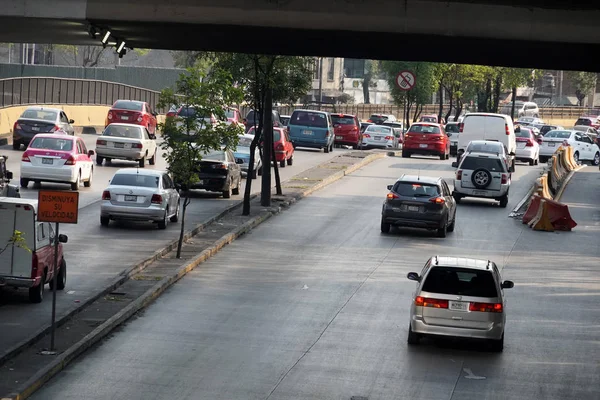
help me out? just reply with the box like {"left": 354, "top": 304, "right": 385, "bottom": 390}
{"left": 0, "top": 134, "right": 342, "bottom": 356}
{"left": 32, "top": 155, "right": 600, "bottom": 400}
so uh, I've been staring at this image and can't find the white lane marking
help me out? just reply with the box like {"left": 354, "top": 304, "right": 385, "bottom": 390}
{"left": 302, "top": 285, "right": 309, "bottom": 290}
{"left": 463, "top": 368, "right": 486, "bottom": 380}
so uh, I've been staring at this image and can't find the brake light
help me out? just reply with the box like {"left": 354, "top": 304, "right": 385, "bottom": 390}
{"left": 50, "top": 125, "right": 59, "bottom": 132}
{"left": 211, "top": 163, "right": 227, "bottom": 170}
{"left": 525, "top": 138, "right": 534, "bottom": 147}
{"left": 363, "top": 133, "right": 371, "bottom": 138}
{"left": 108, "top": 111, "right": 113, "bottom": 120}
{"left": 151, "top": 194, "right": 163, "bottom": 204}
{"left": 137, "top": 115, "right": 143, "bottom": 122}
{"left": 131, "top": 143, "right": 143, "bottom": 149}
{"left": 13, "top": 122, "right": 21, "bottom": 131}
{"left": 537, "top": 138, "right": 543, "bottom": 145}
{"left": 415, "top": 296, "right": 449, "bottom": 308}
{"left": 429, "top": 197, "right": 445, "bottom": 204}
{"left": 64, "top": 155, "right": 76, "bottom": 165}
{"left": 385, "top": 136, "right": 393, "bottom": 140}
{"left": 469, "top": 302, "right": 503, "bottom": 313}
{"left": 505, "top": 124, "right": 510, "bottom": 135}
{"left": 97, "top": 139, "right": 107, "bottom": 146}
{"left": 456, "top": 170, "right": 462, "bottom": 180}
{"left": 325, "top": 130, "right": 330, "bottom": 137}
{"left": 22, "top": 152, "right": 31, "bottom": 162}
{"left": 386, "top": 192, "right": 399, "bottom": 200}
{"left": 367, "top": 119, "right": 373, "bottom": 123}
{"left": 102, "top": 190, "right": 111, "bottom": 200}
{"left": 31, "top": 253, "right": 39, "bottom": 278}
{"left": 458, "top": 123, "right": 464, "bottom": 132}
{"left": 501, "top": 174, "right": 508, "bottom": 184}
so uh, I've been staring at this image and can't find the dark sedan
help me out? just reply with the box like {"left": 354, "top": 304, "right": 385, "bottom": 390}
{"left": 381, "top": 175, "right": 457, "bottom": 238}
{"left": 176, "top": 149, "right": 243, "bottom": 198}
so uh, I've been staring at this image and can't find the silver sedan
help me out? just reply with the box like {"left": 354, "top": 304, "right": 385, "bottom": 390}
{"left": 100, "top": 168, "right": 180, "bottom": 229}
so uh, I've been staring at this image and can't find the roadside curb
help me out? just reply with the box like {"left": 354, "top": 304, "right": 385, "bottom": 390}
{"left": 554, "top": 165, "right": 586, "bottom": 202}
{"left": 0, "top": 193, "right": 258, "bottom": 366}
{"left": 0, "top": 133, "right": 9, "bottom": 146}
{"left": 3, "top": 150, "right": 391, "bottom": 400}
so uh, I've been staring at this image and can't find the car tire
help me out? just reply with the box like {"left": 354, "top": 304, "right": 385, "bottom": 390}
{"left": 489, "top": 333, "right": 504, "bottom": 352}
{"left": 96, "top": 156, "right": 104, "bottom": 165}
{"left": 158, "top": 210, "right": 168, "bottom": 230}
{"left": 499, "top": 195, "right": 509, "bottom": 208}
{"left": 330, "top": 143, "right": 334, "bottom": 153}
{"left": 287, "top": 156, "right": 293, "bottom": 166}
{"left": 453, "top": 193, "right": 462, "bottom": 203}
{"left": 437, "top": 221, "right": 447, "bottom": 238}
{"left": 445, "top": 152, "right": 450, "bottom": 160}
{"left": 324, "top": 145, "right": 330, "bottom": 154}
{"left": 84, "top": 168, "right": 93, "bottom": 188}
{"left": 223, "top": 185, "right": 232, "bottom": 199}
{"left": 100, "top": 216, "right": 110, "bottom": 227}
{"left": 407, "top": 324, "right": 420, "bottom": 345}
{"left": 593, "top": 152, "right": 600, "bottom": 166}
{"left": 149, "top": 150, "right": 156, "bottom": 166}
{"left": 539, "top": 156, "right": 547, "bottom": 164}
{"left": 29, "top": 273, "right": 45, "bottom": 303}
{"left": 439, "top": 153, "right": 445, "bottom": 160}
{"left": 380, "top": 220, "right": 390, "bottom": 233}
{"left": 105, "top": 157, "right": 112, "bottom": 164}
{"left": 139, "top": 157, "right": 145, "bottom": 168}
{"left": 529, "top": 158, "right": 535, "bottom": 166}
{"left": 71, "top": 173, "right": 80, "bottom": 191}
{"left": 170, "top": 202, "right": 180, "bottom": 222}
{"left": 232, "top": 178, "right": 240, "bottom": 195}
{"left": 12, "top": 141, "right": 20, "bottom": 150}
{"left": 20, "top": 178, "right": 29, "bottom": 188}
{"left": 50, "top": 259, "right": 67, "bottom": 290}
{"left": 471, "top": 168, "right": 492, "bottom": 189}
{"left": 280, "top": 159, "right": 286, "bottom": 168}
{"left": 447, "top": 214, "right": 456, "bottom": 232}
{"left": 402, "top": 151, "right": 411, "bottom": 158}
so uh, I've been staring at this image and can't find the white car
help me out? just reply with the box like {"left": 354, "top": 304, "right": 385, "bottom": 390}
{"left": 95, "top": 123, "right": 157, "bottom": 167}
{"left": 453, "top": 151, "right": 511, "bottom": 207}
{"left": 100, "top": 169, "right": 180, "bottom": 229}
{"left": 362, "top": 125, "right": 398, "bottom": 149}
{"left": 540, "top": 129, "right": 600, "bottom": 165}
{"left": 20, "top": 134, "right": 94, "bottom": 190}
{"left": 515, "top": 127, "right": 540, "bottom": 165}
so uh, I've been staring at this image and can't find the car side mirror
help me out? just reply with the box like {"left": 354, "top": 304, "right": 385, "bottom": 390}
{"left": 515, "top": 126, "right": 520, "bottom": 133}
{"left": 88, "top": 150, "right": 95, "bottom": 156}
{"left": 501, "top": 280, "right": 514, "bottom": 289}
{"left": 69, "top": 119, "right": 75, "bottom": 124}
{"left": 58, "top": 234, "right": 68, "bottom": 243}
{"left": 387, "top": 185, "right": 393, "bottom": 190}
{"left": 235, "top": 158, "right": 244, "bottom": 164}
{"left": 407, "top": 272, "right": 420, "bottom": 282}
{"left": 6, "top": 171, "right": 13, "bottom": 180}
{"left": 149, "top": 134, "right": 156, "bottom": 140}
{"left": 152, "top": 111, "right": 158, "bottom": 116}
{"left": 451, "top": 161, "right": 458, "bottom": 168}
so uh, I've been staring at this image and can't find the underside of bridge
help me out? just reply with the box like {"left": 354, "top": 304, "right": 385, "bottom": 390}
{"left": 0, "top": 0, "right": 598, "bottom": 71}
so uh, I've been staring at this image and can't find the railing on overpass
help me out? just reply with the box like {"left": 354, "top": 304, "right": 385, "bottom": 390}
{"left": 0, "top": 77, "right": 166, "bottom": 113}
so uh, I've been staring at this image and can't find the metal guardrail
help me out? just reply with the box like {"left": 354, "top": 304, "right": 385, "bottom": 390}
{"left": 0, "top": 77, "right": 166, "bottom": 113}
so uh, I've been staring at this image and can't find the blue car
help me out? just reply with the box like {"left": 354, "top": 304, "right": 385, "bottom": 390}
{"left": 287, "top": 109, "right": 335, "bottom": 153}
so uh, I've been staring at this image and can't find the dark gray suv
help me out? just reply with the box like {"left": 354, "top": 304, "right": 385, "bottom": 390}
{"left": 381, "top": 175, "right": 457, "bottom": 238}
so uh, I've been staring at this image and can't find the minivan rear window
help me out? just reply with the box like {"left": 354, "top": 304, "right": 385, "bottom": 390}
{"left": 422, "top": 267, "right": 498, "bottom": 298}
{"left": 393, "top": 182, "right": 439, "bottom": 197}
{"left": 290, "top": 111, "right": 328, "bottom": 128}
{"left": 460, "top": 156, "right": 505, "bottom": 171}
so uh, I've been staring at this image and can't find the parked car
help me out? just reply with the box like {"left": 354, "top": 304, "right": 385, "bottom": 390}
{"left": 0, "top": 155, "right": 20, "bottom": 198}
{"left": 101, "top": 169, "right": 180, "bottom": 229}
{"left": 225, "top": 107, "right": 244, "bottom": 128}
{"left": 12, "top": 107, "right": 75, "bottom": 150}
{"left": 360, "top": 122, "right": 374, "bottom": 133}
{"left": 95, "top": 123, "right": 157, "bottom": 167}
{"left": 244, "top": 110, "right": 284, "bottom": 133}
{"left": 272, "top": 127, "right": 295, "bottom": 167}
{"left": 381, "top": 175, "right": 456, "bottom": 238}
{"left": 382, "top": 121, "right": 405, "bottom": 142}
{"left": 501, "top": 101, "right": 539, "bottom": 118}
{"left": 419, "top": 114, "right": 445, "bottom": 124}
{"left": 233, "top": 134, "right": 262, "bottom": 179}
{"left": 366, "top": 114, "right": 397, "bottom": 124}
{"left": 287, "top": 109, "right": 335, "bottom": 153}
{"left": 515, "top": 127, "right": 540, "bottom": 165}
{"left": 280, "top": 115, "right": 291, "bottom": 127}
{"left": 540, "top": 129, "right": 600, "bottom": 165}
{"left": 331, "top": 113, "right": 361, "bottom": 149}
{"left": 575, "top": 116, "right": 600, "bottom": 129}
{"left": 402, "top": 123, "right": 449, "bottom": 159}
{"left": 453, "top": 151, "right": 511, "bottom": 207}
{"left": 406, "top": 256, "right": 514, "bottom": 352}
{"left": 175, "top": 149, "right": 243, "bottom": 198}
{"left": 20, "top": 134, "right": 94, "bottom": 190}
{"left": 445, "top": 122, "right": 460, "bottom": 155}
{"left": 0, "top": 197, "right": 68, "bottom": 303}
{"left": 362, "top": 124, "right": 398, "bottom": 149}
{"left": 106, "top": 100, "right": 157, "bottom": 135}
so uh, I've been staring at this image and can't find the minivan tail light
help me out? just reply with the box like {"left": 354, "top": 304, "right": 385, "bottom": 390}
{"left": 456, "top": 169, "right": 462, "bottom": 180}
{"left": 469, "top": 302, "right": 503, "bottom": 313}
{"left": 501, "top": 174, "right": 508, "bottom": 184}
{"left": 22, "top": 152, "right": 31, "bottom": 162}
{"left": 151, "top": 194, "right": 162, "bottom": 204}
{"left": 429, "top": 197, "right": 445, "bottom": 204}
{"left": 505, "top": 124, "right": 510, "bottom": 135}
{"left": 31, "top": 253, "right": 39, "bottom": 279}
{"left": 415, "top": 296, "right": 448, "bottom": 309}
{"left": 102, "top": 190, "right": 111, "bottom": 200}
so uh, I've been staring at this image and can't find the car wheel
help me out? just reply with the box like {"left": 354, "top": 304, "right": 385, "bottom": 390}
{"left": 447, "top": 214, "right": 456, "bottom": 232}
{"left": 445, "top": 152, "right": 450, "bottom": 160}
{"left": 12, "top": 141, "right": 20, "bottom": 150}
{"left": 232, "top": 178, "right": 241, "bottom": 195}
{"left": 437, "top": 221, "right": 447, "bottom": 238}
{"left": 380, "top": 219, "right": 390, "bottom": 233}
{"left": 499, "top": 194, "right": 509, "bottom": 208}
{"left": 100, "top": 216, "right": 110, "bottom": 227}
{"left": 593, "top": 152, "right": 600, "bottom": 166}
{"left": 402, "top": 151, "right": 411, "bottom": 158}
{"left": 439, "top": 153, "right": 445, "bottom": 160}
{"left": 287, "top": 155, "right": 293, "bottom": 166}
{"left": 28, "top": 272, "right": 45, "bottom": 303}
{"left": 105, "top": 157, "right": 112, "bottom": 164}
{"left": 539, "top": 156, "right": 547, "bottom": 164}
{"left": 170, "top": 201, "right": 180, "bottom": 222}
{"left": 139, "top": 156, "right": 145, "bottom": 168}
{"left": 453, "top": 193, "right": 462, "bottom": 203}
{"left": 55, "top": 259, "right": 67, "bottom": 290}
{"left": 96, "top": 155, "right": 104, "bottom": 165}
{"left": 324, "top": 145, "right": 330, "bottom": 154}
{"left": 20, "top": 178, "right": 29, "bottom": 188}
{"left": 407, "top": 323, "right": 420, "bottom": 345}
{"left": 158, "top": 209, "right": 168, "bottom": 230}
{"left": 84, "top": 168, "right": 93, "bottom": 187}
{"left": 489, "top": 333, "right": 504, "bottom": 352}
{"left": 529, "top": 158, "right": 535, "bottom": 166}
{"left": 471, "top": 168, "right": 492, "bottom": 189}
{"left": 280, "top": 159, "right": 286, "bottom": 168}
{"left": 223, "top": 185, "right": 232, "bottom": 199}
{"left": 71, "top": 172, "right": 80, "bottom": 191}
{"left": 149, "top": 150, "right": 156, "bottom": 166}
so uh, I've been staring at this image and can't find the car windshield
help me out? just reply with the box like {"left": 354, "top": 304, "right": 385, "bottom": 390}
{"left": 393, "top": 182, "right": 439, "bottom": 197}
{"left": 421, "top": 117, "right": 437, "bottom": 122}
{"left": 545, "top": 130, "right": 572, "bottom": 139}
{"left": 366, "top": 125, "right": 392, "bottom": 134}
{"left": 290, "top": 111, "right": 328, "bottom": 128}
{"left": 445, "top": 124, "right": 459, "bottom": 133}
{"left": 238, "top": 136, "right": 253, "bottom": 147}
{"left": 103, "top": 125, "right": 142, "bottom": 139}
{"left": 541, "top": 126, "right": 556, "bottom": 135}
{"left": 460, "top": 156, "right": 505, "bottom": 172}
{"left": 111, "top": 173, "right": 159, "bottom": 188}
{"left": 422, "top": 267, "right": 498, "bottom": 298}
{"left": 21, "top": 109, "right": 57, "bottom": 122}
{"left": 331, "top": 115, "right": 356, "bottom": 125}
{"left": 29, "top": 137, "right": 73, "bottom": 151}
{"left": 575, "top": 118, "right": 591, "bottom": 126}
{"left": 408, "top": 125, "right": 440, "bottom": 134}
{"left": 203, "top": 151, "right": 226, "bottom": 161}
{"left": 178, "top": 107, "right": 209, "bottom": 119}
{"left": 113, "top": 101, "right": 143, "bottom": 111}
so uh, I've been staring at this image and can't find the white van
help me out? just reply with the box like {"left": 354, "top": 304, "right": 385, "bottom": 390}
{"left": 0, "top": 198, "right": 68, "bottom": 303}
{"left": 456, "top": 113, "right": 517, "bottom": 172}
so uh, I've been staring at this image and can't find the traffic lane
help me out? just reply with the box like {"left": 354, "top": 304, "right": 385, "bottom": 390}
{"left": 32, "top": 155, "right": 550, "bottom": 400}
{"left": 0, "top": 145, "right": 340, "bottom": 357}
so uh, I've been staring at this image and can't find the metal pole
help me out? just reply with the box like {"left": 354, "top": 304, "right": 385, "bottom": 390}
{"left": 50, "top": 222, "right": 59, "bottom": 351}
{"left": 318, "top": 57, "right": 323, "bottom": 110}
{"left": 261, "top": 88, "right": 273, "bottom": 207}
{"left": 31, "top": 44, "right": 36, "bottom": 65}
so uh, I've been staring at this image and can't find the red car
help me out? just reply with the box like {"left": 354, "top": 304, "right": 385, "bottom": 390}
{"left": 402, "top": 123, "right": 450, "bottom": 160}
{"left": 106, "top": 100, "right": 157, "bottom": 134}
{"left": 331, "top": 114, "right": 361, "bottom": 149}
{"left": 250, "top": 126, "right": 294, "bottom": 167}
{"left": 225, "top": 107, "right": 244, "bottom": 128}
{"left": 575, "top": 116, "right": 600, "bottom": 130}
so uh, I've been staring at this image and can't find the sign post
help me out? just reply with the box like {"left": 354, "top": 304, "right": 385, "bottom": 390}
{"left": 395, "top": 70, "right": 417, "bottom": 133}
{"left": 37, "top": 190, "right": 79, "bottom": 352}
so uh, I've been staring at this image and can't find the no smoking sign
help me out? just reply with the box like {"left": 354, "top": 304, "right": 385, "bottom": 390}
{"left": 396, "top": 70, "right": 416, "bottom": 91}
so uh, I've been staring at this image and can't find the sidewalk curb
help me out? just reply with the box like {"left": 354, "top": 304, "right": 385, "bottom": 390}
{"left": 4, "top": 151, "right": 390, "bottom": 400}
{"left": 0, "top": 133, "right": 9, "bottom": 146}
{"left": 0, "top": 194, "right": 258, "bottom": 366}
{"left": 554, "top": 165, "right": 586, "bottom": 202}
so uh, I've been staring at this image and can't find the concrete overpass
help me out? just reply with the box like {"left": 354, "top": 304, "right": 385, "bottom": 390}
{"left": 0, "top": 0, "right": 599, "bottom": 71}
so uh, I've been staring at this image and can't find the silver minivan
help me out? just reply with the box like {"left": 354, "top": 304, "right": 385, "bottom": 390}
{"left": 407, "top": 256, "right": 514, "bottom": 352}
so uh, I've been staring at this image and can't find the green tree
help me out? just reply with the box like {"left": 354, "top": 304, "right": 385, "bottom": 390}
{"left": 362, "top": 60, "right": 380, "bottom": 104}
{"left": 567, "top": 71, "right": 598, "bottom": 106}
{"left": 382, "top": 61, "right": 435, "bottom": 126}
{"left": 157, "top": 67, "right": 244, "bottom": 258}
{"left": 501, "top": 68, "right": 538, "bottom": 119}
{"left": 0, "top": 230, "right": 30, "bottom": 255}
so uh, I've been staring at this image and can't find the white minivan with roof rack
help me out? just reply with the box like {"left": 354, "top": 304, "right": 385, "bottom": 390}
{"left": 457, "top": 113, "right": 517, "bottom": 172}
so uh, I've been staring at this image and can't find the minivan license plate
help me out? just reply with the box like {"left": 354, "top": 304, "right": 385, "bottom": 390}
{"left": 303, "top": 130, "right": 313, "bottom": 135}
{"left": 336, "top": 135, "right": 343, "bottom": 140}
{"left": 449, "top": 301, "right": 468, "bottom": 311}
{"left": 42, "top": 158, "right": 53, "bottom": 165}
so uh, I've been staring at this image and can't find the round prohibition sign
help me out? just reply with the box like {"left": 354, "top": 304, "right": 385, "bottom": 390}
{"left": 396, "top": 70, "right": 416, "bottom": 91}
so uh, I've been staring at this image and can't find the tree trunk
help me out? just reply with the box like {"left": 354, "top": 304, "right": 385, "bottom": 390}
{"left": 176, "top": 196, "right": 190, "bottom": 258}
{"left": 455, "top": 99, "right": 463, "bottom": 119}
{"left": 413, "top": 103, "right": 423, "bottom": 122}
{"left": 492, "top": 74, "right": 502, "bottom": 113}
{"left": 510, "top": 86, "right": 517, "bottom": 120}
{"left": 445, "top": 89, "right": 454, "bottom": 122}
{"left": 363, "top": 73, "right": 372, "bottom": 104}
{"left": 271, "top": 138, "right": 282, "bottom": 195}
{"left": 437, "top": 85, "right": 444, "bottom": 123}
{"left": 405, "top": 98, "right": 412, "bottom": 129}
{"left": 261, "top": 88, "right": 273, "bottom": 207}
{"left": 486, "top": 78, "right": 493, "bottom": 112}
